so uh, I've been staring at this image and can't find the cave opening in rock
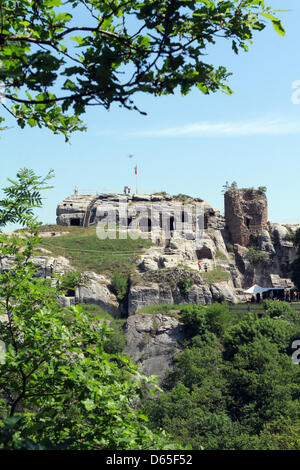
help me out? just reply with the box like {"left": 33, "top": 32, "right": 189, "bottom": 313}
{"left": 196, "top": 246, "right": 213, "bottom": 259}
{"left": 70, "top": 218, "right": 80, "bottom": 226}
{"left": 66, "top": 288, "right": 75, "bottom": 297}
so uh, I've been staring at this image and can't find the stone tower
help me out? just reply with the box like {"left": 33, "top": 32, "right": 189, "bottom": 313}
{"left": 224, "top": 189, "right": 268, "bottom": 247}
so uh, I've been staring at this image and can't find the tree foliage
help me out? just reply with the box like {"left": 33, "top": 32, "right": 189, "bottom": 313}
{"left": 0, "top": 0, "right": 284, "bottom": 140}
{"left": 144, "top": 302, "right": 300, "bottom": 450}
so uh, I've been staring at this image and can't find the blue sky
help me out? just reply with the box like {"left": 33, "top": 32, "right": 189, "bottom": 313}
{"left": 1, "top": 0, "right": 300, "bottom": 226}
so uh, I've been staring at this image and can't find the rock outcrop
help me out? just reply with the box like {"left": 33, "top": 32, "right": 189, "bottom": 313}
{"left": 124, "top": 313, "right": 185, "bottom": 380}
{"left": 76, "top": 272, "right": 120, "bottom": 316}
{"left": 5, "top": 190, "right": 300, "bottom": 320}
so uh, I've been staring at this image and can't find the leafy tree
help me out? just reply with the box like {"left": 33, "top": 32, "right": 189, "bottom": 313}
{"left": 263, "top": 299, "right": 299, "bottom": 322}
{"left": 0, "top": 169, "right": 181, "bottom": 450}
{"left": 103, "top": 319, "right": 127, "bottom": 354}
{"left": 223, "top": 313, "right": 296, "bottom": 360}
{"left": 0, "top": 0, "right": 284, "bottom": 140}
{"left": 257, "top": 417, "right": 300, "bottom": 450}
{"left": 145, "top": 303, "right": 300, "bottom": 450}
{"left": 177, "top": 277, "right": 194, "bottom": 297}
{"left": 0, "top": 168, "right": 54, "bottom": 228}
{"left": 222, "top": 180, "right": 238, "bottom": 194}
{"left": 181, "top": 304, "right": 208, "bottom": 337}
{"left": 224, "top": 337, "right": 300, "bottom": 432}
{"left": 181, "top": 302, "right": 231, "bottom": 338}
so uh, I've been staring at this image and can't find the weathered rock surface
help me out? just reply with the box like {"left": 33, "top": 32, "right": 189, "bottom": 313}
{"left": 128, "top": 268, "right": 238, "bottom": 315}
{"left": 124, "top": 313, "right": 185, "bottom": 380}
{"left": 75, "top": 272, "right": 120, "bottom": 316}
{"left": 258, "top": 230, "right": 276, "bottom": 255}
{"left": 128, "top": 283, "right": 173, "bottom": 315}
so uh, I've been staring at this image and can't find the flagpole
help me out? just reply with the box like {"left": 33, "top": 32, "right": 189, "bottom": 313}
{"left": 134, "top": 164, "right": 138, "bottom": 194}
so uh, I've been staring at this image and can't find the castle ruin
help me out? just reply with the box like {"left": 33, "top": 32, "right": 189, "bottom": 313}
{"left": 224, "top": 189, "right": 268, "bottom": 247}
{"left": 57, "top": 189, "right": 269, "bottom": 249}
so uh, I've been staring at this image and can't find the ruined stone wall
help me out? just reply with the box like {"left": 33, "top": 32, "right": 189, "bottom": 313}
{"left": 225, "top": 189, "right": 268, "bottom": 247}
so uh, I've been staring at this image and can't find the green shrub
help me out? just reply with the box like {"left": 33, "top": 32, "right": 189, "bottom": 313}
{"left": 110, "top": 272, "right": 129, "bottom": 301}
{"left": 258, "top": 186, "right": 267, "bottom": 194}
{"left": 181, "top": 302, "right": 231, "bottom": 338}
{"left": 249, "top": 233, "right": 259, "bottom": 247}
{"left": 246, "top": 247, "right": 269, "bottom": 264}
{"left": 177, "top": 278, "right": 194, "bottom": 297}
{"left": 205, "top": 302, "right": 232, "bottom": 337}
{"left": 226, "top": 243, "right": 234, "bottom": 253}
{"left": 284, "top": 228, "right": 296, "bottom": 243}
{"left": 263, "top": 300, "right": 298, "bottom": 321}
{"left": 59, "top": 271, "right": 90, "bottom": 291}
{"left": 181, "top": 304, "right": 208, "bottom": 336}
{"left": 103, "top": 320, "right": 126, "bottom": 354}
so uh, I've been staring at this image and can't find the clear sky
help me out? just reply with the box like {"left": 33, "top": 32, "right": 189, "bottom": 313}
{"left": 1, "top": 0, "right": 300, "bottom": 226}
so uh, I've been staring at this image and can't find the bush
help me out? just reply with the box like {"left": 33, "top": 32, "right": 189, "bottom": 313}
{"left": 263, "top": 300, "right": 298, "bottom": 321}
{"left": 181, "top": 302, "right": 231, "bottom": 338}
{"left": 181, "top": 305, "right": 208, "bottom": 337}
{"left": 246, "top": 247, "right": 269, "bottom": 264}
{"left": 103, "top": 320, "right": 126, "bottom": 354}
{"left": 205, "top": 302, "right": 231, "bottom": 337}
{"left": 177, "top": 278, "right": 194, "bottom": 297}
{"left": 258, "top": 186, "right": 267, "bottom": 194}
{"left": 110, "top": 272, "right": 129, "bottom": 301}
{"left": 59, "top": 271, "right": 90, "bottom": 291}
{"left": 226, "top": 243, "right": 234, "bottom": 253}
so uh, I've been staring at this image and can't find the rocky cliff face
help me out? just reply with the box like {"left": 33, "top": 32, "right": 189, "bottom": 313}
{"left": 124, "top": 313, "right": 185, "bottom": 380}
{"left": 8, "top": 218, "right": 296, "bottom": 316}
{"left": 3, "top": 190, "right": 300, "bottom": 382}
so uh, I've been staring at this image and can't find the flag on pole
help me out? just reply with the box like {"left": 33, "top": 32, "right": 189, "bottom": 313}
{"left": 134, "top": 165, "right": 137, "bottom": 175}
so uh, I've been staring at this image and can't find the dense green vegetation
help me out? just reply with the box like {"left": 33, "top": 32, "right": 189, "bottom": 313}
{"left": 246, "top": 247, "right": 270, "bottom": 264}
{"left": 142, "top": 301, "right": 300, "bottom": 450}
{"left": 38, "top": 225, "right": 153, "bottom": 276}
